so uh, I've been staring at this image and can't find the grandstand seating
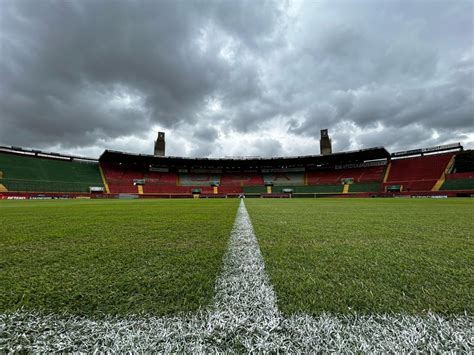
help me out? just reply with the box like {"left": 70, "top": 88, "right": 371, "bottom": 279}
{"left": 441, "top": 172, "right": 474, "bottom": 191}
{"left": 101, "top": 164, "right": 387, "bottom": 195}
{"left": 101, "top": 165, "right": 236, "bottom": 195}
{"left": 445, "top": 172, "right": 474, "bottom": 180}
{"left": 178, "top": 174, "right": 220, "bottom": 186}
{"left": 101, "top": 163, "right": 144, "bottom": 193}
{"left": 306, "top": 165, "right": 385, "bottom": 185}
{"left": 0, "top": 152, "right": 103, "bottom": 192}
{"left": 221, "top": 173, "right": 264, "bottom": 186}
{"left": 3, "top": 144, "right": 472, "bottom": 197}
{"left": 3, "top": 147, "right": 464, "bottom": 196}
{"left": 441, "top": 178, "right": 474, "bottom": 190}
{"left": 263, "top": 172, "right": 305, "bottom": 186}
{"left": 437, "top": 150, "right": 474, "bottom": 192}
{"left": 383, "top": 153, "right": 453, "bottom": 192}
{"left": 142, "top": 185, "right": 215, "bottom": 194}
{"left": 144, "top": 172, "right": 178, "bottom": 185}
{"left": 215, "top": 186, "right": 242, "bottom": 194}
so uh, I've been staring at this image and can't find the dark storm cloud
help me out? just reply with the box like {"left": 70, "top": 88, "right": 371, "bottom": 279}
{"left": 0, "top": 0, "right": 473, "bottom": 157}
{"left": 281, "top": 0, "right": 474, "bottom": 152}
{"left": 0, "top": 0, "right": 283, "bottom": 149}
{"left": 193, "top": 125, "right": 219, "bottom": 142}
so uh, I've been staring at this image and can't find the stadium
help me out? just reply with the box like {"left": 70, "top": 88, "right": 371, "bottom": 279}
{"left": 1, "top": 131, "right": 473, "bottom": 200}
{"left": 1, "top": 0, "right": 473, "bottom": 352}
{"left": 1, "top": 131, "right": 473, "bottom": 352}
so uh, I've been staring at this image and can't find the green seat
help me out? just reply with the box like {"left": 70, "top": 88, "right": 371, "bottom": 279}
{"left": 441, "top": 179, "right": 474, "bottom": 190}
{"left": 0, "top": 152, "right": 103, "bottom": 192}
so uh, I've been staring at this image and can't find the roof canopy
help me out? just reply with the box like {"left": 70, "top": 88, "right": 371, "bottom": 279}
{"left": 99, "top": 147, "right": 390, "bottom": 170}
{"left": 0, "top": 145, "right": 97, "bottom": 162}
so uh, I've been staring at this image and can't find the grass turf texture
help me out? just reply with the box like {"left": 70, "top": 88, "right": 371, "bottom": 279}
{"left": 245, "top": 198, "right": 474, "bottom": 315}
{"left": 0, "top": 199, "right": 239, "bottom": 317}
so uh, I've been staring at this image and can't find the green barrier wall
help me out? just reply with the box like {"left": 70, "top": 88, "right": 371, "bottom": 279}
{"left": 349, "top": 182, "right": 380, "bottom": 192}
{"left": 242, "top": 186, "right": 267, "bottom": 193}
{"left": 273, "top": 185, "right": 343, "bottom": 193}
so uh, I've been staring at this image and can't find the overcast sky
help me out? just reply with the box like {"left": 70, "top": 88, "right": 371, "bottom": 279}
{"left": 1, "top": 0, "right": 473, "bottom": 158}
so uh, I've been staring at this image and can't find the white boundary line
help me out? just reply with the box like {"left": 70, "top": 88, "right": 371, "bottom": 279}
{"left": 1, "top": 201, "right": 472, "bottom": 352}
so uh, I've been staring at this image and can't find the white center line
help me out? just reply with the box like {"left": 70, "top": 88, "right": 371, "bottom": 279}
{"left": 212, "top": 199, "right": 279, "bottom": 318}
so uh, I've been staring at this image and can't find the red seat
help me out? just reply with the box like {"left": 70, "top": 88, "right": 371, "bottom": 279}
{"left": 446, "top": 172, "right": 474, "bottom": 180}
{"left": 383, "top": 153, "right": 453, "bottom": 191}
{"left": 306, "top": 165, "right": 385, "bottom": 185}
{"left": 220, "top": 173, "right": 264, "bottom": 186}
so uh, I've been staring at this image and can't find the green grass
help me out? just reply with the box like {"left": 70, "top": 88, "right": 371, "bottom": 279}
{"left": 0, "top": 199, "right": 239, "bottom": 317}
{"left": 245, "top": 198, "right": 474, "bottom": 315}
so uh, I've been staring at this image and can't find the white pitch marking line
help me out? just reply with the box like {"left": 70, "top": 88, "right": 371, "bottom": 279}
{"left": 1, "top": 200, "right": 472, "bottom": 352}
{"left": 211, "top": 199, "right": 279, "bottom": 319}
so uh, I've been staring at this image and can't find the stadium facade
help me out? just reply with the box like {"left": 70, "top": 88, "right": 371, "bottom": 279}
{"left": 0, "top": 133, "right": 473, "bottom": 199}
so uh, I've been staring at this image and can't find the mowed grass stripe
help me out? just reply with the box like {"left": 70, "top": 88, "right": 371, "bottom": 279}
{"left": 245, "top": 198, "right": 474, "bottom": 315}
{"left": 0, "top": 199, "right": 239, "bottom": 316}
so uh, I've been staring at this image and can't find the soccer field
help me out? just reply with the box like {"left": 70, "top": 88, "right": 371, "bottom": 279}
{"left": 1, "top": 199, "right": 239, "bottom": 316}
{"left": 1, "top": 198, "right": 472, "bottom": 352}
{"left": 246, "top": 198, "right": 474, "bottom": 315}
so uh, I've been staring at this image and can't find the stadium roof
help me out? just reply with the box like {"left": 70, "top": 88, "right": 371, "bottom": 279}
{"left": 0, "top": 145, "right": 98, "bottom": 162}
{"left": 99, "top": 147, "right": 390, "bottom": 169}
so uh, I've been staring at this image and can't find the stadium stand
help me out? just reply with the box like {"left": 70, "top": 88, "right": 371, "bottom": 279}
{"left": 101, "top": 163, "right": 144, "bottom": 193}
{"left": 141, "top": 172, "right": 179, "bottom": 193}
{"left": 441, "top": 177, "right": 474, "bottom": 190}
{"left": 302, "top": 164, "right": 386, "bottom": 194}
{"left": 1, "top": 144, "right": 471, "bottom": 198}
{"left": 449, "top": 149, "right": 474, "bottom": 173}
{"left": 382, "top": 153, "right": 454, "bottom": 192}
{"left": 178, "top": 174, "right": 221, "bottom": 186}
{"left": 101, "top": 164, "right": 226, "bottom": 195}
{"left": 144, "top": 185, "right": 215, "bottom": 194}
{"left": 306, "top": 165, "right": 385, "bottom": 185}
{"left": 0, "top": 151, "right": 103, "bottom": 192}
{"left": 446, "top": 172, "right": 474, "bottom": 179}
{"left": 144, "top": 171, "right": 178, "bottom": 185}
{"left": 217, "top": 186, "right": 243, "bottom": 194}
{"left": 221, "top": 173, "right": 264, "bottom": 186}
{"left": 440, "top": 150, "right": 474, "bottom": 191}
{"left": 263, "top": 172, "right": 305, "bottom": 186}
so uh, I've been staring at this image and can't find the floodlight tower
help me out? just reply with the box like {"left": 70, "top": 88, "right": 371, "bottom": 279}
{"left": 320, "top": 129, "right": 332, "bottom": 155}
{"left": 154, "top": 131, "right": 165, "bottom": 156}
